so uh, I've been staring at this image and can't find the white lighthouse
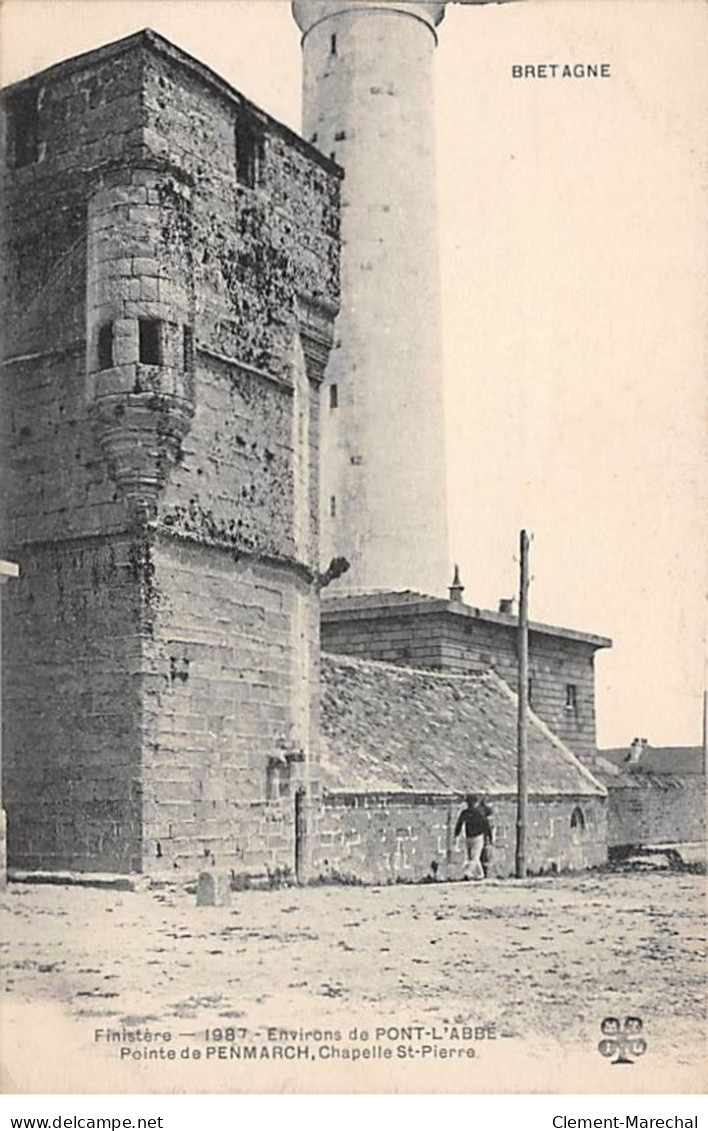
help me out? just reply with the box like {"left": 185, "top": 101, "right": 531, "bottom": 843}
{"left": 292, "top": 0, "right": 450, "bottom": 596}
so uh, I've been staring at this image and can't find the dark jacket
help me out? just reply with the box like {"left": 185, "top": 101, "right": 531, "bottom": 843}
{"left": 454, "top": 805, "right": 492, "bottom": 841}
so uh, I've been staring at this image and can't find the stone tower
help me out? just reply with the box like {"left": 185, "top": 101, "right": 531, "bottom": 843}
{"left": 1, "top": 31, "right": 340, "bottom": 877}
{"left": 292, "top": 0, "right": 450, "bottom": 597}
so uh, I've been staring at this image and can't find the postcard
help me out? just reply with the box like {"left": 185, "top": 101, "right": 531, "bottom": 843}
{"left": 0, "top": 0, "right": 705, "bottom": 1096}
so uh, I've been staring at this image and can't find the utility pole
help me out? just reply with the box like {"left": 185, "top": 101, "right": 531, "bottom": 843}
{"left": 696, "top": 687, "right": 701, "bottom": 778}
{"left": 515, "top": 530, "right": 530, "bottom": 879}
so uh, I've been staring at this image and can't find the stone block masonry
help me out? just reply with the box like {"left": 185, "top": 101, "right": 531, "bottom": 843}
{"left": 606, "top": 775, "right": 706, "bottom": 849}
{"left": 312, "top": 793, "right": 607, "bottom": 884}
{"left": 4, "top": 539, "right": 145, "bottom": 872}
{"left": 142, "top": 539, "right": 321, "bottom": 875}
{"left": 322, "top": 593, "right": 611, "bottom": 766}
{"left": 1, "top": 31, "right": 341, "bottom": 875}
{"left": 0, "top": 560, "right": 20, "bottom": 887}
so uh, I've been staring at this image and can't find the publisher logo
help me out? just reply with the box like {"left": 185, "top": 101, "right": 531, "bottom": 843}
{"left": 598, "top": 1016, "right": 647, "bottom": 1064}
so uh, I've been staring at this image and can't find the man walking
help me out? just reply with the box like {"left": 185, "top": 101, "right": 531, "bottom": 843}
{"left": 454, "top": 795, "right": 493, "bottom": 880}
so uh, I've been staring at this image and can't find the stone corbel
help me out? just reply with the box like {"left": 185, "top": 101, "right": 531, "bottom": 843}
{"left": 295, "top": 295, "right": 339, "bottom": 385}
{"left": 88, "top": 394, "right": 194, "bottom": 523}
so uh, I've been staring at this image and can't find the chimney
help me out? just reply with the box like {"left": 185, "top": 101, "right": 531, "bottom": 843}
{"left": 625, "top": 736, "right": 648, "bottom": 765}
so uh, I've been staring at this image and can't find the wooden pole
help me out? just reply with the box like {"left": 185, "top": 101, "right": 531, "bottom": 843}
{"left": 702, "top": 689, "right": 707, "bottom": 776}
{"left": 702, "top": 595, "right": 708, "bottom": 774}
{"left": 515, "top": 530, "right": 530, "bottom": 879}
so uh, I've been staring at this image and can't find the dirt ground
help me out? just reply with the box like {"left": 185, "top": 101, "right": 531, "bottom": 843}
{"left": 1, "top": 867, "right": 705, "bottom": 1094}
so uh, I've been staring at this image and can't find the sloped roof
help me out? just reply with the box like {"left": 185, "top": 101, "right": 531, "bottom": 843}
{"left": 599, "top": 746, "right": 705, "bottom": 777}
{"left": 319, "top": 653, "right": 606, "bottom": 798}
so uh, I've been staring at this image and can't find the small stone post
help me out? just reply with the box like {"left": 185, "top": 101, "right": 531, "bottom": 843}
{"left": 196, "top": 871, "right": 231, "bottom": 907}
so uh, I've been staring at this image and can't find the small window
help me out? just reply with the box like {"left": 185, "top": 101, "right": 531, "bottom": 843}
{"left": 565, "top": 683, "right": 578, "bottom": 711}
{"left": 334, "top": 129, "right": 346, "bottom": 141}
{"left": 183, "top": 325, "right": 193, "bottom": 370}
{"left": 329, "top": 152, "right": 336, "bottom": 163}
{"left": 310, "top": 131, "right": 319, "bottom": 144}
{"left": 97, "top": 323, "right": 114, "bottom": 370}
{"left": 330, "top": 33, "right": 338, "bottom": 56}
{"left": 266, "top": 758, "right": 291, "bottom": 802}
{"left": 329, "top": 384, "right": 338, "bottom": 409}
{"left": 236, "top": 115, "right": 264, "bottom": 189}
{"left": 7, "top": 87, "right": 39, "bottom": 169}
{"left": 330, "top": 495, "right": 337, "bottom": 517}
{"left": 139, "top": 319, "right": 162, "bottom": 365}
{"left": 570, "top": 806, "right": 585, "bottom": 832}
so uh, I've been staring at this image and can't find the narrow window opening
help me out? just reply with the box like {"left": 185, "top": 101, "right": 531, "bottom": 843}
{"left": 266, "top": 758, "right": 291, "bottom": 802}
{"left": 236, "top": 115, "right": 264, "bottom": 189}
{"left": 329, "top": 384, "right": 338, "bottom": 409}
{"left": 183, "top": 325, "right": 193, "bottom": 370}
{"left": 565, "top": 683, "right": 578, "bottom": 711}
{"left": 330, "top": 33, "right": 338, "bottom": 56}
{"left": 527, "top": 677, "right": 533, "bottom": 706}
{"left": 330, "top": 495, "right": 337, "bottom": 518}
{"left": 329, "top": 151, "right": 336, "bottom": 163}
{"left": 97, "top": 322, "right": 114, "bottom": 371}
{"left": 570, "top": 806, "right": 585, "bottom": 832}
{"left": 8, "top": 87, "right": 39, "bottom": 168}
{"left": 139, "top": 319, "right": 162, "bottom": 365}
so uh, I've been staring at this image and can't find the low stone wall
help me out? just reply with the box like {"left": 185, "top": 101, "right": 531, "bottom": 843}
{"left": 606, "top": 775, "right": 706, "bottom": 848}
{"left": 312, "top": 792, "right": 607, "bottom": 884}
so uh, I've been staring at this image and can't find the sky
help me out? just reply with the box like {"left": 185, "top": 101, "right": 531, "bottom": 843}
{"left": 1, "top": 0, "right": 706, "bottom": 748}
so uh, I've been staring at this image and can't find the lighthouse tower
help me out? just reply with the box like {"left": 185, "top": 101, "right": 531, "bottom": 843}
{"left": 292, "top": 1, "right": 450, "bottom": 596}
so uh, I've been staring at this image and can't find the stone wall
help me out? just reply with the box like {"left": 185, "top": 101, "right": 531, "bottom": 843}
{"left": 445, "top": 619, "right": 601, "bottom": 764}
{"left": 3, "top": 537, "right": 144, "bottom": 873}
{"left": 321, "top": 600, "right": 606, "bottom": 763}
{"left": 606, "top": 777, "right": 706, "bottom": 849}
{"left": 140, "top": 537, "right": 321, "bottom": 877}
{"left": 312, "top": 792, "right": 607, "bottom": 884}
{"left": 1, "top": 32, "right": 340, "bottom": 875}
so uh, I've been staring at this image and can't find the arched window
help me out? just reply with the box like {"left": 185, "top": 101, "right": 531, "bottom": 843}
{"left": 570, "top": 806, "right": 585, "bottom": 832}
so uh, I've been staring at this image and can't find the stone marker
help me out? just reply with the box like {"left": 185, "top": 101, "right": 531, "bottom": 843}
{"left": 196, "top": 871, "right": 231, "bottom": 908}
